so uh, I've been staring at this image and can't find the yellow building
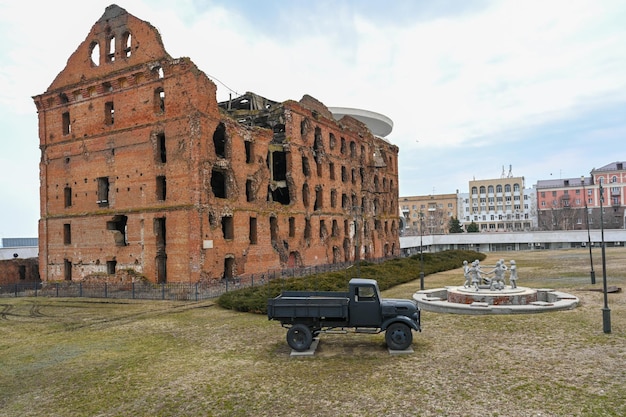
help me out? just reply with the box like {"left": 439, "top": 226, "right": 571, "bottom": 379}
{"left": 467, "top": 174, "right": 533, "bottom": 231}
{"left": 400, "top": 193, "right": 460, "bottom": 235}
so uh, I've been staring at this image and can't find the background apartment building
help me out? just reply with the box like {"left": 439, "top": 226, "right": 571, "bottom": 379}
{"left": 400, "top": 193, "right": 459, "bottom": 235}
{"left": 33, "top": 5, "right": 400, "bottom": 283}
{"left": 536, "top": 161, "right": 626, "bottom": 230}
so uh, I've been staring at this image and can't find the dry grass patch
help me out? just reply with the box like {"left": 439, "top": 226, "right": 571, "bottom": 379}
{"left": 0, "top": 248, "right": 625, "bottom": 416}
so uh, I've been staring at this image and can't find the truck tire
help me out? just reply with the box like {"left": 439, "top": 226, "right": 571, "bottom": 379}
{"left": 385, "top": 322, "right": 412, "bottom": 350}
{"left": 286, "top": 324, "right": 313, "bottom": 351}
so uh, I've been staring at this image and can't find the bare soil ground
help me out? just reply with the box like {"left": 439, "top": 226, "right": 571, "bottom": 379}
{"left": 1, "top": 248, "right": 625, "bottom": 417}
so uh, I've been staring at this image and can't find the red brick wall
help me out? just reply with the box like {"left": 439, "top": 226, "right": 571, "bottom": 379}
{"left": 34, "top": 5, "right": 400, "bottom": 283}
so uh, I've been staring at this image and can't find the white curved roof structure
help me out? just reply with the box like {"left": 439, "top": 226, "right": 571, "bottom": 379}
{"left": 328, "top": 107, "right": 393, "bottom": 138}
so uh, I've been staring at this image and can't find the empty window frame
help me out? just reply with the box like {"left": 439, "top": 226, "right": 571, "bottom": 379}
{"left": 64, "top": 186, "right": 72, "bottom": 208}
{"left": 155, "top": 217, "right": 166, "bottom": 247}
{"left": 156, "top": 176, "right": 166, "bottom": 201}
{"left": 122, "top": 31, "right": 132, "bottom": 57}
{"left": 270, "top": 216, "right": 278, "bottom": 243}
{"left": 62, "top": 112, "right": 71, "bottom": 135}
{"left": 90, "top": 41, "right": 100, "bottom": 66}
{"left": 63, "top": 223, "right": 71, "bottom": 245}
{"left": 249, "top": 217, "right": 257, "bottom": 244}
{"left": 154, "top": 87, "right": 165, "bottom": 113}
{"left": 97, "top": 177, "right": 110, "bottom": 207}
{"left": 107, "top": 260, "right": 117, "bottom": 275}
{"left": 105, "top": 101, "right": 114, "bottom": 125}
{"left": 64, "top": 259, "right": 72, "bottom": 281}
{"left": 314, "top": 186, "right": 323, "bottom": 211}
{"left": 156, "top": 133, "right": 167, "bottom": 163}
{"left": 211, "top": 169, "right": 227, "bottom": 199}
{"left": 106, "top": 36, "right": 116, "bottom": 62}
{"left": 302, "top": 156, "right": 311, "bottom": 177}
{"left": 222, "top": 216, "right": 234, "bottom": 240}
{"left": 245, "top": 140, "right": 254, "bottom": 163}
{"left": 213, "top": 122, "right": 226, "bottom": 158}
{"left": 107, "top": 215, "right": 128, "bottom": 246}
{"left": 246, "top": 179, "right": 255, "bottom": 202}
{"left": 289, "top": 217, "right": 296, "bottom": 238}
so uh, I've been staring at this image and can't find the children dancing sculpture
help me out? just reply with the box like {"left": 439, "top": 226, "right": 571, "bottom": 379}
{"left": 462, "top": 259, "right": 518, "bottom": 291}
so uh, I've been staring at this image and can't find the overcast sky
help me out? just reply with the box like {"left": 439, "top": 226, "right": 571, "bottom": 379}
{"left": 1, "top": 0, "right": 625, "bottom": 238}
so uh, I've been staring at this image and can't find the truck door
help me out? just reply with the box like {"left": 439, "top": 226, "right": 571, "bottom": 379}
{"left": 350, "top": 284, "right": 382, "bottom": 327}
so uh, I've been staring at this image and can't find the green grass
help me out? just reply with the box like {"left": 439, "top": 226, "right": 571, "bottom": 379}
{"left": 0, "top": 248, "right": 625, "bottom": 416}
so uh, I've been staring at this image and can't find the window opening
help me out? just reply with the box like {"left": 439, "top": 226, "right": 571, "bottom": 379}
{"left": 105, "top": 101, "right": 114, "bottom": 125}
{"left": 314, "top": 186, "right": 323, "bottom": 211}
{"left": 319, "top": 219, "right": 327, "bottom": 239}
{"left": 270, "top": 151, "right": 287, "bottom": 181}
{"left": 304, "top": 218, "right": 311, "bottom": 239}
{"left": 270, "top": 216, "right": 278, "bottom": 243}
{"left": 249, "top": 217, "right": 257, "bottom": 244}
{"left": 107, "top": 36, "right": 115, "bottom": 62}
{"left": 329, "top": 133, "right": 336, "bottom": 150}
{"left": 332, "top": 219, "right": 339, "bottom": 237}
{"left": 62, "top": 112, "right": 71, "bottom": 135}
{"left": 97, "top": 177, "right": 110, "bottom": 207}
{"left": 107, "top": 260, "right": 117, "bottom": 275}
{"left": 213, "top": 122, "right": 226, "bottom": 158}
{"left": 156, "top": 176, "right": 166, "bottom": 201}
{"left": 90, "top": 41, "right": 100, "bottom": 66}
{"left": 64, "top": 186, "right": 72, "bottom": 208}
{"left": 19, "top": 265, "right": 26, "bottom": 280}
{"left": 102, "top": 81, "right": 113, "bottom": 92}
{"left": 302, "top": 156, "right": 310, "bottom": 177}
{"left": 64, "top": 259, "right": 72, "bottom": 281}
{"left": 350, "top": 141, "right": 356, "bottom": 158}
{"left": 63, "top": 224, "right": 71, "bottom": 245}
{"left": 245, "top": 141, "right": 253, "bottom": 163}
{"left": 340, "top": 137, "right": 346, "bottom": 154}
{"left": 221, "top": 216, "right": 234, "bottom": 240}
{"left": 154, "top": 87, "right": 165, "bottom": 113}
{"left": 156, "top": 133, "right": 167, "bottom": 163}
{"left": 223, "top": 257, "right": 234, "bottom": 280}
{"left": 122, "top": 32, "right": 132, "bottom": 57}
{"left": 302, "top": 183, "right": 310, "bottom": 208}
{"left": 211, "top": 169, "right": 227, "bottom": 198}
{"left": 341, "top": 166, "right": 347, "bottom": 182}
{"left": 289, "top": 217, "right": 295, "bottom": 237}
{"left": 330, "top": 189, "right": 337, "bottom": 208}
{"left": 155, "top": 217, "right": 166, "bottom": 248}
{"left": 107, "top": 215, "right": 128, "bottom": 246}
{"left": 246, "top": 179, "right": 255, "bottom": 202}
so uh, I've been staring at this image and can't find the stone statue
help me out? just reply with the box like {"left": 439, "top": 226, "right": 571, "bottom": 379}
{"left": 469, "top": 260, "right": 481, "bottom": 291}
{"left": 488, "top": 260, "right": 507, "bottom": 290}
{"left": 462, "top": 260, "right": 471, "bottom": 288}
{"left": 509, "top": 260, "right": 518, "bottom": 288}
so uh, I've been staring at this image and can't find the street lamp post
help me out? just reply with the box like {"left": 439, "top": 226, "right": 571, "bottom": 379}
{"left": 581, "top": 176, "right": 595, "bottom": 284}
{"left": 599, "top": 181, "right": 611, "bottom": 334}
{"left": 419, "top": 211, "right": 424, "bottom": 290}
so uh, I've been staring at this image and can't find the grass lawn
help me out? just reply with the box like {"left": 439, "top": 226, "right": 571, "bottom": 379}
{"left": 1, "top": 248, "right": 625, "bottom": 417}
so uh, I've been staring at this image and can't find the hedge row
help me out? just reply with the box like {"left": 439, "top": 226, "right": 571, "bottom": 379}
{"left": 217, "top": 250, "right": 486, "bottom": 314}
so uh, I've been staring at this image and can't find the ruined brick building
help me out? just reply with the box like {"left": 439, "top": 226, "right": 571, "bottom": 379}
{"left": 33, "top": 5, "right": 400, "bottom": 283}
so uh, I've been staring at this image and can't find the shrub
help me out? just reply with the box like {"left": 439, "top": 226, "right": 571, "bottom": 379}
{"left": 217, "top": 250, "right": 485, "bottom": 314}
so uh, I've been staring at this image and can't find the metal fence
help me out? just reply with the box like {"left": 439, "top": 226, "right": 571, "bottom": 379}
{"left": 0, "top": 258, "right": 388, "bottom": 301}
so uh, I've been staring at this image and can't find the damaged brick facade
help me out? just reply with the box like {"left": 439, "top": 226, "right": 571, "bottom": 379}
{"left": 33, "top": 5, "right": 400, "bottom": 283}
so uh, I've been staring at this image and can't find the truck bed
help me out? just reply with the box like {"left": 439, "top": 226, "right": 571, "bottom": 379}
{"left": 267, "top": 292, "right": 350, "bottom": 322}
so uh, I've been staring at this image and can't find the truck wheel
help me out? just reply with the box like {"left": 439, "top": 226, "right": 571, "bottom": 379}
{"left": 286, "top": 324, "right": 313, "bottom": 352}
{"left": 385, "top": 323, "right": 412, "bottom": 350}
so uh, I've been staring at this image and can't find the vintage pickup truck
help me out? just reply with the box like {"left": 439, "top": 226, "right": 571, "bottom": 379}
{"left": 267, "top": 278, "right": 421, "bottom": 351}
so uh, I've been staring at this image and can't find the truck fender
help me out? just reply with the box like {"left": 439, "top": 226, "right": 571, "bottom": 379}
{"left": 381, "top": 316, "right": 420, "bottom": 332}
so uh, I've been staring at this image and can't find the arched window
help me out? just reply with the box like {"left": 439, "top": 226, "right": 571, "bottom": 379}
{"left": 488, "top": 185, "right": 494, "bottom": 194}
{"left": 471, "top": 186, "right": 478, "bottom": 194}
{"left": 496, "top": 185, "right": 503, "bottom": 193}
{"left": 479, "top": 186, "right": 486, "bottom": 194}
{"left": 505, "top": 184, "right": 511, "bottom": 192}
{"left": 89, "top": 41, "right": 100, "bottom": 67}
{"left": 514, "top": 183, "right": 520, "bottom": 192}
{"left": 611, "top": 175, "right": 618, "bottom": 183}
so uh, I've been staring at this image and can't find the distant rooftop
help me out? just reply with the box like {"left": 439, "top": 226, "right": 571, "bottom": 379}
{"left": 1, "top": 238, "right": 38, "bottom": 248}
